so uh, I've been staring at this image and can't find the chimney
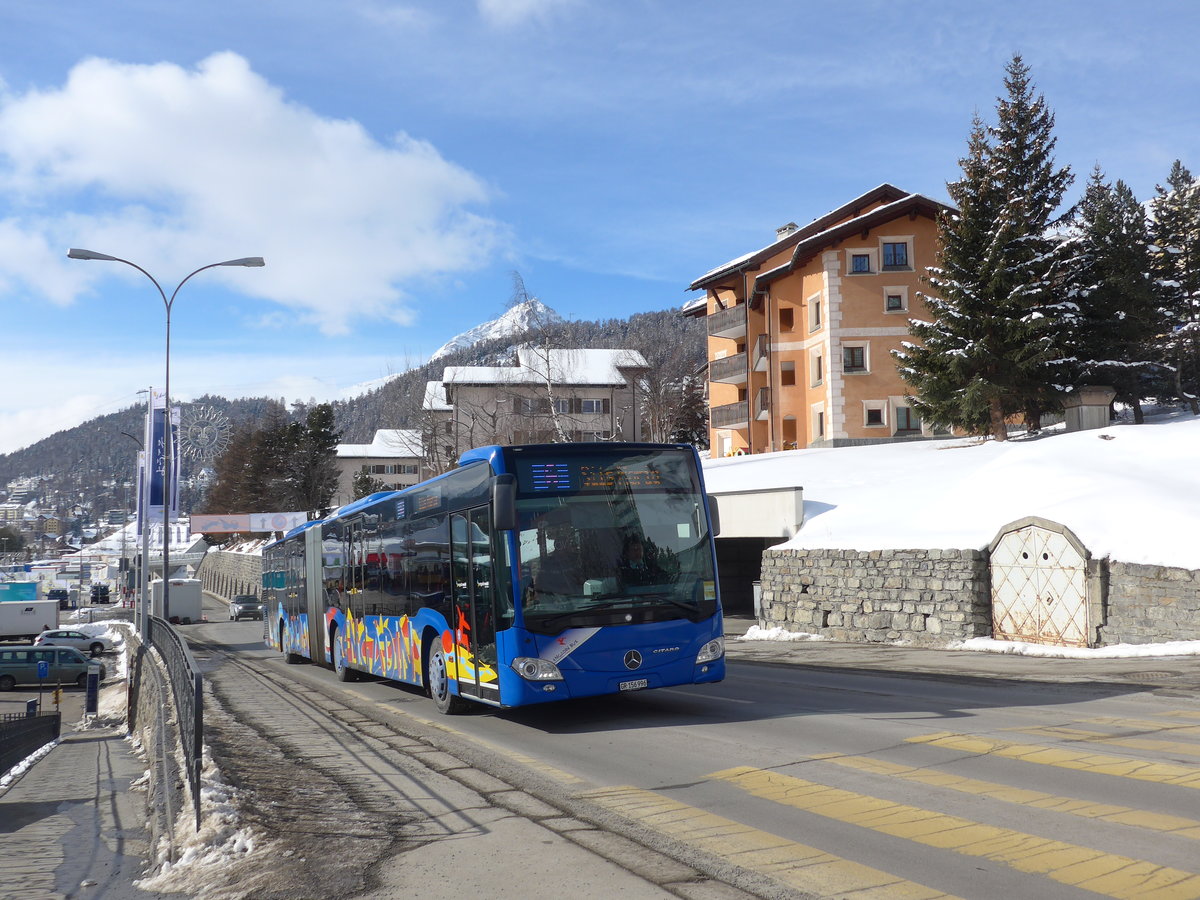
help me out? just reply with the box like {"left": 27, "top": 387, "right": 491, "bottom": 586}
{"left": 776, "top": 222, "right": 799, "bottom": 241}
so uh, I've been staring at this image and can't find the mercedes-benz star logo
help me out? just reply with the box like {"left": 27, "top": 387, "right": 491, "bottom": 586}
{"left": 623, "top": 650, "right": 642, "bottom": 670}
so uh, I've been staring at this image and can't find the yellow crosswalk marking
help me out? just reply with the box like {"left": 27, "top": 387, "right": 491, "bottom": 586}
{"left": 814, "top": 753, "right": 1200, "bottom": 838}
{"left": 908, "top": 731, "right": 1200, "bottom": 788}
{"left": 1019, "top": 725, "right": 1200, "bottom": 760}
{"left": 580, "top": 785, "right": 959, "bottom": 899}
{"left": 711, "top": 766, "right": 1200, "bottom": 899}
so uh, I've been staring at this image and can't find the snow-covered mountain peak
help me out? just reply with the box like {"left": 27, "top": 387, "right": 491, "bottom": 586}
{"left": 430, "top": 298, "right": 563, "bottom": 362}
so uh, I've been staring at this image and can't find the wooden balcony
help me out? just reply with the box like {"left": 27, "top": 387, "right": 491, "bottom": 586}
{"left": 707, "top": 303, "right": 747, "bottom": 340}
{"left": 709, "top": 352, "right": 748, "bottom": 385}
{"left": 755, "top": 387, "right": 770, "bottom": 420}
{"left": 752, "top": 333, "right": 770, "bottom": 372}
{"left": 711, "top": 400, "right": 749, "bottom": 430}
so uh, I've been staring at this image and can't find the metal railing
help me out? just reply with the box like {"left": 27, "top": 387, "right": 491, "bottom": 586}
{"left": 0, "top": 711, "right": 61, "bottom": 777}
{"left": 147, "top": 615, "right": 204, "bottom": 829}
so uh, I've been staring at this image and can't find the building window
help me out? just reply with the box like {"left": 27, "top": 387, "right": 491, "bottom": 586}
{"left": 843, "top": 345, "right": 867, "bottom": 373}
{"left": 809, "top": 297, "right": 822, "bottom": 332}
{"left": 780, "top": 362, "right": 796, "bottom": 386}
{"left": 579, "top": 430, "right": 610, "bottom": 442}
{"left": 554, "top": 398, "right": 572, "bottom": 414}
{"left": 580, "top": 398, "right": 607, "bottom": 414}
{"left": 851, "top": 253, "right": 871, "bottom": 274}
{"left": 886, "top": 293, "right": 904, "bottom": 311}
{"left": 882, "top": 241, "right": 909, "bottom": 269}
{"left": 811, "top": 353, "right": 823, "bottom": 386}
{"left": 813, "top": 407, "right": 825, "bottom": 439}
{"left": 779, "top": 308, "right": 794, "bottom": 331}
{"left": 865, "top": 406, "right": 885, "bottom": 427}
{"left": 895, "top": 407, "right": 921, "bottom": 433}
{"left": 443, "top": 421, "right": 452, "bottom": 434}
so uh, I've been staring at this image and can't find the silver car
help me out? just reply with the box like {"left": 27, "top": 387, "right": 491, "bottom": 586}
{"left": 34, "top": 629, "right": 113, "bottom": 657}
{"left": 229, "top": 595, "right": 265, "bottom": 621}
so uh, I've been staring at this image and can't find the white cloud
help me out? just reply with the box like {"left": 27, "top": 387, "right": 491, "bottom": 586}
{"left": 0, "top": 52, "right": 506, "bottom": 333}
{"left": 477, "top": 0, "right": 577, "bottom": 28}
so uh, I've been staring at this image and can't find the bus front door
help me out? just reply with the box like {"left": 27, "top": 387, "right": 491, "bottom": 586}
{"left": 451, "top": 506, "right": 498, "bottom": 704}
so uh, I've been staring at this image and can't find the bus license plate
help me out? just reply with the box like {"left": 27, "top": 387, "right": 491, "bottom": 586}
{"left": 619, "top": 678, "right": 649, "bottom": 692}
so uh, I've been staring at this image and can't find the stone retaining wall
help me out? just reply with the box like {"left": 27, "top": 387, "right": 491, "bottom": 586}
{"left": 758, "top": 546, "right": 1200, "bottom": 647}
{"left": 1100, "top": 560, "right": 1200, "bottom": 644}
{"left": 758, "top": 547, "right": 991, "bottom": 645}
{"left": 196, "top": 548, "right": 262, "bottom": 601}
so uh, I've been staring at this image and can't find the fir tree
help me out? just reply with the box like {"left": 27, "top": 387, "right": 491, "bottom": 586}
{"left": 895, "top": 55, "right": 1073, "bottom": 440}
{"left": 1057, "top": 168, "right": 1164, "bottom": 422}
{"left": 1148, "top": 160, "right": 1200, "bottom": 414}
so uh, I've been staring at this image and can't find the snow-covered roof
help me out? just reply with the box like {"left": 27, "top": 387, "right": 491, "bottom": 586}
{"left": 336, "top": 429, "right": 423, "bottom": 459}
{"left": 443, "top": 348, "right": 648, "bottom": 387}
{"left": 422, "top": 381, "right": 452, "bottom": 411}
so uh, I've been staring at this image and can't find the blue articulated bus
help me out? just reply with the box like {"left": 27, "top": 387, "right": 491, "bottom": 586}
{"left": 264, "top": 442, "right": 725, "bottom": 714}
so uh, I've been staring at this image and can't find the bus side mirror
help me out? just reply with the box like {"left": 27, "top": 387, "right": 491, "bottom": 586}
{"left": 493, "top": 474, "right": 517, "bottom": 531}
{"left": 707, "top": 495, "right": 720, "bottom": 537}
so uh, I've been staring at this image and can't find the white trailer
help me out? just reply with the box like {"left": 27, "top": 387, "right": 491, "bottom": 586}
{"left": 151, "top": 578, "right": 204, "bottom": 623}
{"left": 0, "top": 598, "right": 60, "bottom": 641}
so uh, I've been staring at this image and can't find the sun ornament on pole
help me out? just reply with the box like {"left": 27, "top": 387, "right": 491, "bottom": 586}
{"left": 181, "top": 405, "right": 231, "bottom": 462}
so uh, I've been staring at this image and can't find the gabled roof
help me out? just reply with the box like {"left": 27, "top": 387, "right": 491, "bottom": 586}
{"left": 688, "top": 184, "right": 951, "bottom": 292}
{"left": 336, "top": 429, "right": 423, "bottom": 459}
{"left": 443, "top": 348, "right": 648, "bottom": 388}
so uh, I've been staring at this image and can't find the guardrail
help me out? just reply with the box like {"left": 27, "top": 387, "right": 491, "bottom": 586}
{"left": 147, "top": 616, "right": 204, "bottom": 829}
{"left": 0, "top": 711, "right": 61, "bottom": 777}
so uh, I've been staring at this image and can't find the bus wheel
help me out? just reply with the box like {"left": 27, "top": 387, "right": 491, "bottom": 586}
{"left": 281, "top": 625, "right": 299, "bottom": 664}
{"left": 332, "top": 630, "right": 355, "bottom": 682}
{"left": 428, "top": 646, "right": 469, "bottom": 715}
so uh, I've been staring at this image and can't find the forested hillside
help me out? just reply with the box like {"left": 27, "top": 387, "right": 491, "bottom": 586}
{"left": 0, "top": 306, "right": 705, "bottom": 517}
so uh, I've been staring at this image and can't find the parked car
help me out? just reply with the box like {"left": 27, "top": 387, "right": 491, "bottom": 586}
{"left": 34, "top": 629, "right": 113, "bottom": 657}
{"left": 0, "top": 646, "right": 106, "bottom": 690}
{"left": 47, "top": 588, "right": 70, "bottom": 610}
{"left": 90, "top": 584, "right": 111, "bottom": 604}
{"left": 229, "top": 595, "right": 265, "bottom": 621}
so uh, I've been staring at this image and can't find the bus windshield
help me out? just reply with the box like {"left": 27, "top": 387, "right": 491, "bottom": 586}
{"left": 511, "top": 447, "right": 717, "bottom": 633}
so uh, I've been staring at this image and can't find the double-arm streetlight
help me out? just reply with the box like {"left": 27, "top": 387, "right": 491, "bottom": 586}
{"left": 68, "top": 249, "right": 264, "bottom": 621}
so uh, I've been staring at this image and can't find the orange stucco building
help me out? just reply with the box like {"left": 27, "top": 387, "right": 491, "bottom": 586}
{"left": 688, "top": 184, "right": 953, "bottom": 456}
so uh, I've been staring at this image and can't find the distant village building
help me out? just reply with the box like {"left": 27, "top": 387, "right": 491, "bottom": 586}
{"left": 429, "top": 347, "right": 649, "bottom": 461}
{"left": 687, "top": 184, "right": 952, "bottom": 456}
{"left": 333, "top": 429, "right": 424, "bottom": 507}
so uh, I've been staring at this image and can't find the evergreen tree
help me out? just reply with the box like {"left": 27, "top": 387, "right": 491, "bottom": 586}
{"left": 1058, "top": 168, "right": 1164, "bottom": 422}
{"left": 895, "top": 55, "right": 1073, "bottom": 440}
{"left": 351, "top": 469, "right": 388, "bottom": 500}
{"left": 290, "top": 404, "right": 341, "bottom": 516}
{"left": 1148, "top": 160, "right": 1200, "bottom": 414}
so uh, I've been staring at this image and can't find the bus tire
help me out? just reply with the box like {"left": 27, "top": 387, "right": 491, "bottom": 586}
{"left": 281, "top": 624, "right": 300, "bottom": 664}
{"left": 332, "top": 629, "right": 356, "bottom": 682}
{"left": 428, "top": 646, "right": 469, "bottom": 715}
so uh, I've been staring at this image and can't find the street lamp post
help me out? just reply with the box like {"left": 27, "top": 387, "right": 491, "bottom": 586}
{"left": 68, "top": 249, "right": 264, "bottom": 623}
{"left": 72, "top": 505, "right": 85, "bottom": 607}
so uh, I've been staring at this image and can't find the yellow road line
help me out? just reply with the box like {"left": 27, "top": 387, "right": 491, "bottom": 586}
{"left": 907, "top": 731, "right": 1200, "bottom": 788}
{"left": 811, "top": 753, "right": 1200, "bottom": 839}
{"left": 1018, "top": 726, "right": 1200, "bottom": 760}
{"left": 580, "top": 785, "right": 958, "bottom": 899}
{"left": 1074, "top": 716, "right": 1200, "bottom": 736}
{"left": 711, "top": 766, "right": 1200, "bottom": 900}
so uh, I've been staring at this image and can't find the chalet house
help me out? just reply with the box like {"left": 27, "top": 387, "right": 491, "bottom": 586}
{"left": 431, "top": 347, "right": 649, "bottom": 459}
{"left": 688, "top": 184, "right": 953, "bottom": 456}
{"left": 333, "top": 430, "right": 424, "bottom": 508}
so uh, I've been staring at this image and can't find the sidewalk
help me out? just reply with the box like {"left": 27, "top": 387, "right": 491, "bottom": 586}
{"left": 3, "top": 621, "right": 1199, "bottom": 900}
{"left": 0, "top": 725, "right": 163, "bottom": 900}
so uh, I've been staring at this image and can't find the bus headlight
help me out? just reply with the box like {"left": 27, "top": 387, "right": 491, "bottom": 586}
{"left": 512, "top": 657, "right": 564, "bottom": 681}
{"left": 695, "top": 637, "right": 725, "bottom": 664}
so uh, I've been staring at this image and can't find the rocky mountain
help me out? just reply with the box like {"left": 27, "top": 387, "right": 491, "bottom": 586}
{"left": 429, "top": 298, "right": 563, "bottom": 362}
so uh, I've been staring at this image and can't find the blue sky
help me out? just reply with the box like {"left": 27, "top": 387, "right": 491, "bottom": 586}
{"left": 0, "top": 0, "right": 1196, "bottom": 453}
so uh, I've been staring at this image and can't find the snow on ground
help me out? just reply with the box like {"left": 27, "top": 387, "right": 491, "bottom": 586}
{"left": 703, "top": 407, "right": 1200, "bottom": 570}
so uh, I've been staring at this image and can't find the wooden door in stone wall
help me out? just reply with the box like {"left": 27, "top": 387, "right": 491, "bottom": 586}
{"left": 990, "top": 521, "right": 1090, "bottom": 647}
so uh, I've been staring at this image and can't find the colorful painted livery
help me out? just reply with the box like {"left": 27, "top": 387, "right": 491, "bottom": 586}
{"left": 264, "top": 443, "right": 724, "bottom": 713}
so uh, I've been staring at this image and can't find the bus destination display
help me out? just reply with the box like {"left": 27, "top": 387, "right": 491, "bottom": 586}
{"left": 519, "top": 456, "right": 670, "bottom": 493}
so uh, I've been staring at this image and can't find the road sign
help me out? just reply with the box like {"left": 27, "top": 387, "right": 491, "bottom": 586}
{"left": 36, "top": 660, "right": 49, "bottom": 679}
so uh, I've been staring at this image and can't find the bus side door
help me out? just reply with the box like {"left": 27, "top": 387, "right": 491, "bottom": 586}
{"left": 451, "top": 506, "right": 499, "bottom": 703}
